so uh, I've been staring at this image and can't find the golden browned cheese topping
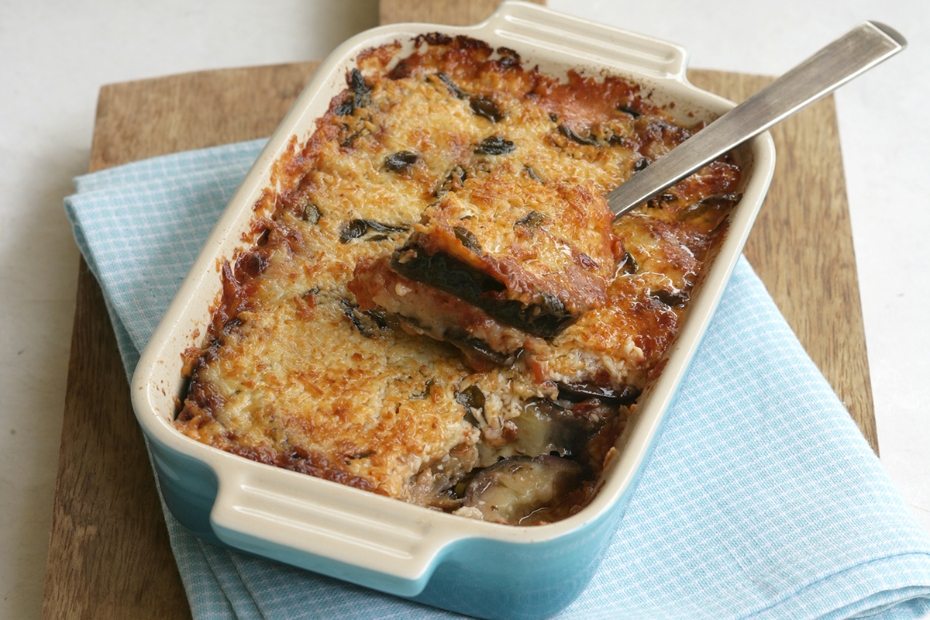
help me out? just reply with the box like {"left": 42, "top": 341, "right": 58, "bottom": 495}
{"left": 176, "top": 35, "right": 741, "bottom": 525}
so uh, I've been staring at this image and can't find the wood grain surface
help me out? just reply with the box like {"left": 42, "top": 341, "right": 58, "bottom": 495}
{"left": 688, "top": 71, "right": 876, "bottom": 448}
{"left": 43, "top": 0, "right": 876, "bottom": 617}
{"left": 380, "top": 0, "right": 543, "bottom": 26}
{"left": 43, "top": 62, "right": 321, "bottom": 620}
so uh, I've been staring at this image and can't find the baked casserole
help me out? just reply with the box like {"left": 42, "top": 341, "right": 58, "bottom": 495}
{"left": 176, "top": 34, "right": 742, "bottom": 526}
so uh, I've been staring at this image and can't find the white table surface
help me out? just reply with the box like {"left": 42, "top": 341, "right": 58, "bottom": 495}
{"left": 1, "top": 1, "right": 927, "bottom": 617}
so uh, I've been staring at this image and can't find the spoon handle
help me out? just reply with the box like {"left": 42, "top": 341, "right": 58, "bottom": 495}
{"left": 606, "top": 21, "right": 907, "bottom": 219}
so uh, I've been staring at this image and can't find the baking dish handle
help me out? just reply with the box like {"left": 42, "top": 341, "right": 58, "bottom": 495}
{"left": 481, "top": 0, "right": 689, "bottom": 80}
{"left": 210, "top": 469, "right": 447, "bottom": 597}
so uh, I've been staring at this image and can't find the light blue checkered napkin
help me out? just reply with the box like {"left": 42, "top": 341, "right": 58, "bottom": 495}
{"left": 65, "top": 139, "right": 930, "bottom": 619}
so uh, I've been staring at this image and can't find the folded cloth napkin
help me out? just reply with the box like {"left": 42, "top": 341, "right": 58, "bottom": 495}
{"left": 65, "top": 139, "right": 930, "bottom": 620}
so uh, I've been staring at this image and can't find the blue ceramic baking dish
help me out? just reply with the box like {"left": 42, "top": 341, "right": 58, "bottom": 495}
{"left": 131, "top": 2, "right": 775, "bottom": 618}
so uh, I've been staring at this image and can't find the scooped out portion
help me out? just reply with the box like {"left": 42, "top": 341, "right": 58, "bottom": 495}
{"left": 392, "top": 168, "right": 622, "bottom": 336}
{"left": 349, "top": 167, "right": 623, "bottom": 368}
{"left": 350, "top": 253, "right": 538, "bottom": 368}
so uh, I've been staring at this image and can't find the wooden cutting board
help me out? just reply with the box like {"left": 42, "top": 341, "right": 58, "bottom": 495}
{"left": 42, "top": 1, "right": 876, "bottom": 617}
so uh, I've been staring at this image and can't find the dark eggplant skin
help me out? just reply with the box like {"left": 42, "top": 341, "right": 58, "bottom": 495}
{"left": 334, "top": 68, "right": 372, "bottom": 116}
{"left": 675, "top": 193, "right": 742, "bottom": 221}
{"left": 514, "top": 210, "right": 546, "bottom": 228}
{"left": 383, "top": 151, "right": 419, "bottom": 172}
{"left": 523, "top": 165, "right": 544, "bottom": 183}
{"left": 455, "top": 385, "right": 486, "bottom": 411}
{"left": 339, "top": 219, "right": 408, "bottom": 243}
{"left": 619, "top": 250, "right": 638, "bottom": 275}
{"left": 650, "top": 289, "right": 689, "bottom": 308}
{"left": 449, "top": 334, "right": 517, "bottom": 367}
{"left": 556, "top": 382, "right": 640, "bottom": 405}
{"left": 333, "top": 100, "right": 355, "bottom": 117}
{"left": 617, "top": 104, "right": 641, "bottom": 118}
{"left": 435, "top": 165, "right": 468, "bottom": 197}
{"left": 470, "top": 96, "right": 505, "bottom": 122}
{"left": 558, "top": 124, "right": 599, "bottom": 147}
{"left": 338, "top": 299, "right": 389, "bottom": 338}
{"left": 436, "top": 71, "right": 469, "bottom": 99}
{"left": 350, "top": 68, "right": 372, "bottom": 101}
{"left": 390, "top": 246, "right": 576, "bottom": 337}
{"left": 475, "top": 136, "right": 515, "bottom": 155}
{"left": 453, "top": 226, "right": 482, "bottom": 253}
{"left": 434, "top": 72, "right": 506, "bottom": 122}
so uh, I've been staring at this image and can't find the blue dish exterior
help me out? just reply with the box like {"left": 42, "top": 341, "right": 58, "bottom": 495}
{"left": 146, "top": 432, "right": 223, "bottom": 545}
{"left": 408, "top": 459, "right": 651, "bottom": 620}
{"left": 143, "top": 384, "right": 675, "bottom": 620}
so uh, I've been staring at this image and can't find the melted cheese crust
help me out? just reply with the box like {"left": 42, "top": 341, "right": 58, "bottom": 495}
{"left": 176, "top": 35, "right": 741, "bottom": 521}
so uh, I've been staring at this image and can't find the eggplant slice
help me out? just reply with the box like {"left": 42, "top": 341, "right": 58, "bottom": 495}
{"left": 387, "top": 171, "right": 622, "bottom": 339}
{"left": 461, "top": 455, "right": 585, "bottom": 525}
{"left": 391, "top": 243, "right": 575, "bottom": 337}
{"left": 349, "top": 254, "right": 540, "bottom": 367}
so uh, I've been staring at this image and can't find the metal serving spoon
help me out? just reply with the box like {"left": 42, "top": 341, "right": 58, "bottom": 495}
{"left": 606, "top": 21, "right": 907, "bottom": 218}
